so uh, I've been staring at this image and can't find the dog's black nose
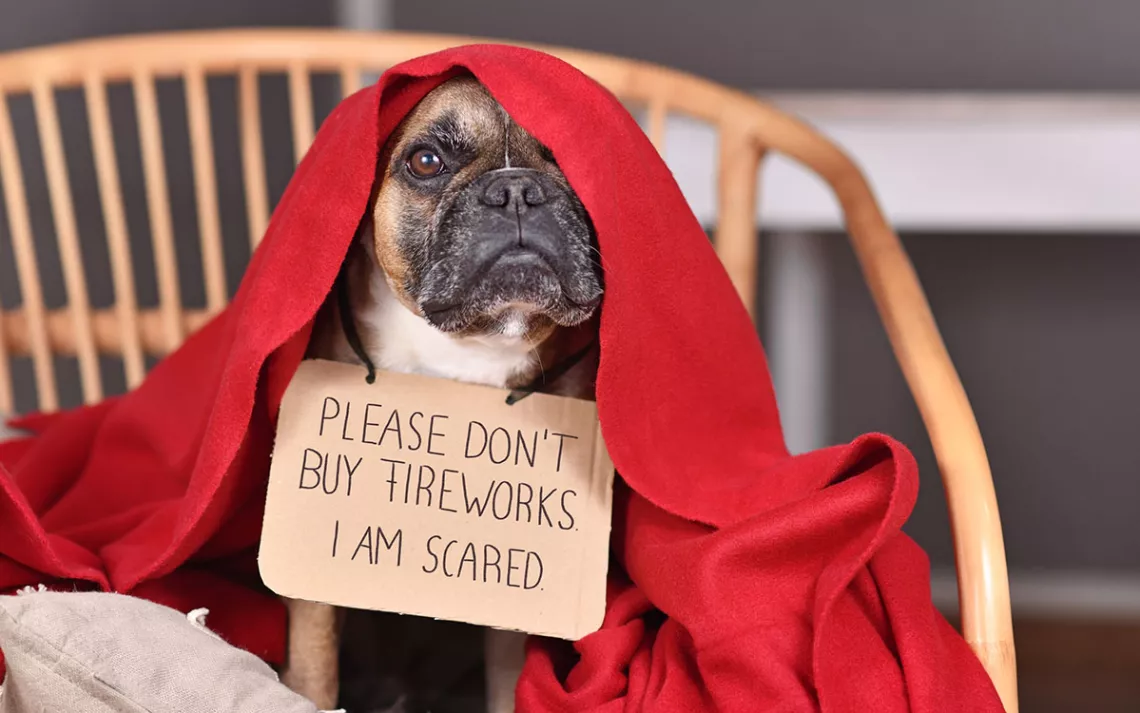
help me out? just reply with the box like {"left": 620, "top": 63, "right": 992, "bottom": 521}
{"left": 480, "top": 169, "right": 546, "bottom": 211}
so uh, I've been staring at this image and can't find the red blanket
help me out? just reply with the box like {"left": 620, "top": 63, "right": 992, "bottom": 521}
{"left": 0, "top": 46, "right": 1003, "bottom": 711}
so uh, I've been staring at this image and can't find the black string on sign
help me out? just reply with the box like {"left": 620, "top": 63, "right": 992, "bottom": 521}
{"left": 336, "top": 262, "right": 377, "bottom": 385}
{"left": 505, "top": 340, "right": 596, "bottom": 405}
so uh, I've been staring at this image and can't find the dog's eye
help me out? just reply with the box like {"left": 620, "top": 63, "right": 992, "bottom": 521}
{"left": 407, "top": 149, "right": 446, "bottom": 179}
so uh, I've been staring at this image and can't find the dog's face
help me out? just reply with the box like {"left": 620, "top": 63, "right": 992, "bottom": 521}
{"left": 369, "top": 76, "right": 603, "bottom": 343}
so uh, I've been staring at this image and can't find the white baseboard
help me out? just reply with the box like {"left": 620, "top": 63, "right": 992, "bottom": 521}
{"left": 654, "top": 93, "right": 1140, "bottom": 233}
{"left": 931, "top": 567, "right": 1140, "bottom": 619}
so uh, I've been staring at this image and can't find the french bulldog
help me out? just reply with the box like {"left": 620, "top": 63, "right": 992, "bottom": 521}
{"left": 282, "top": 75, "right": 604, "bottom": 713}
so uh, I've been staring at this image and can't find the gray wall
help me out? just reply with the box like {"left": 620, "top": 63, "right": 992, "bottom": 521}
{"left": 0, "top": 0, "right": 331, "bottom": 52}
{"left": 3, "top": 0, "right": 1139, "bottom": 575}
{"left": 394, "top": 0, "right": 1140, "bottom": 91}
{"left": 804, "top": 233, "right": 1140, "bottom": 570}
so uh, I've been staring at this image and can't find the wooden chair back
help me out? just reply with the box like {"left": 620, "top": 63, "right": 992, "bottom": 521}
{"left": 0, "top": 29, "right": 1016, "bottom": 710}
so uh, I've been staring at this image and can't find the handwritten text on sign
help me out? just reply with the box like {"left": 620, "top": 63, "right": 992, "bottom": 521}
{"left": 258, "top": 359, "right": 614, "bottom": 640}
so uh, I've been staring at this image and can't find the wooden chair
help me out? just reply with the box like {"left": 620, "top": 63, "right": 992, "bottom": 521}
{"left": 0, "top": 29, "right": 1017, "bottom": 711}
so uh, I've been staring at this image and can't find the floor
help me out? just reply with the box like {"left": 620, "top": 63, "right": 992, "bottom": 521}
{"left": 990, "top": 618, "right": 1140, "bottom": 712}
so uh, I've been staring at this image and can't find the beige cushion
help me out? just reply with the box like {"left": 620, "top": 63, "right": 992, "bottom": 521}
{"left": 0, "top": 590, "right": 319, "bottom": 713}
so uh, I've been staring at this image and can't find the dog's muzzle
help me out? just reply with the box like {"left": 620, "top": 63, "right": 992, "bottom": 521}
{"left": 417, "top": 168, "right": 602, "bottom": 332}
{"left": 471, "top": 168, "right": 564, "bottom": 267}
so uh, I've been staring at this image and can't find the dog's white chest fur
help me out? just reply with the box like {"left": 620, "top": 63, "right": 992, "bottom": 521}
{"left": 351, "top": 269, "right": 538, "bottom": 389}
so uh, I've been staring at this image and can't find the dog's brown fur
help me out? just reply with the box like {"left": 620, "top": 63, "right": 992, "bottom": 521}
{"left": 280, "top": 77, "right": 601, "bottom": 712}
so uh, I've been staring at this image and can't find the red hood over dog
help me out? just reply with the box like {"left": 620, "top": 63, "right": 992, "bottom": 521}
{"left": 0, "top": 45, "right": 1004, "bottom": 712}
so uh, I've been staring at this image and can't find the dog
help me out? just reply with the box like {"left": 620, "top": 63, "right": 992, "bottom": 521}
{"left": 281, "top": 75, "right": 604, "bottom": 713}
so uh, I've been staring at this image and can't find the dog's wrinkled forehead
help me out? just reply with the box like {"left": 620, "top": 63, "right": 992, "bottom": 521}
{"left": 384, "top": 76, "right": 551, "bottom": 174}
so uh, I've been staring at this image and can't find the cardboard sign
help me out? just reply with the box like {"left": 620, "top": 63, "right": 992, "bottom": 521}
{"left": 259, "top": 358, "right": 614, "bottom": 640}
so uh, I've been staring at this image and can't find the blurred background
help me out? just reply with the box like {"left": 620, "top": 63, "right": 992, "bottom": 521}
{"left": 2, "top": 2, "right": 1139, "bottom": 710}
